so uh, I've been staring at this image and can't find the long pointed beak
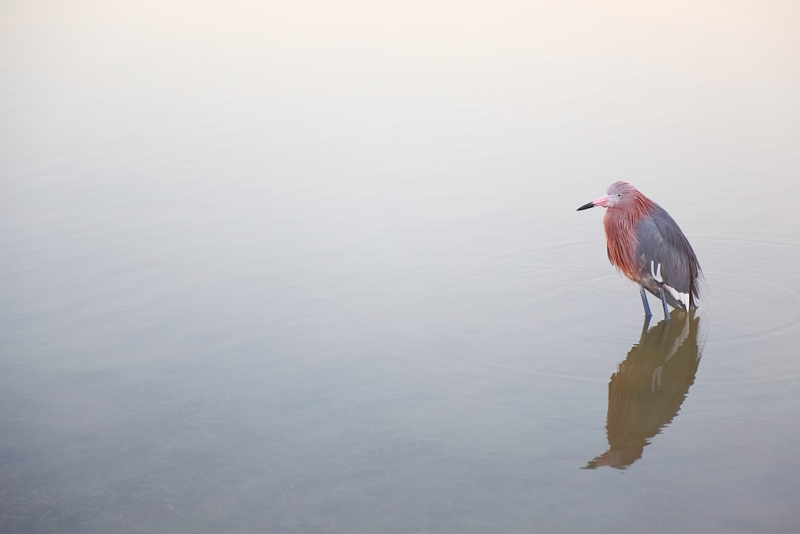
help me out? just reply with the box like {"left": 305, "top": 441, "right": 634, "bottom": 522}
{"left": 577, "top": 193, "right": 611, "bottom": 211}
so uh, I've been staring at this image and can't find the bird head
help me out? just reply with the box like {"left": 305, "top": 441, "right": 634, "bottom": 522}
{"left": 577, "top": 181, "right": 638, "bottom": 211}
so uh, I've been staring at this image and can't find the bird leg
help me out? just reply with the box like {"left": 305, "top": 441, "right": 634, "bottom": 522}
{"left": 658, "top": 288, "right": 671, "bottom": 321}
{"left": 639, "top": 313, "right": 652, "bottom": 342}
{"left": 639, "top": 285, "right": 652, "bottom": 317}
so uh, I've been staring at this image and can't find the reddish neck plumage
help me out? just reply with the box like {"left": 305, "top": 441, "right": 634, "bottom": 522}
{"left": 603, "top": 191, "right": 654, "bottom": 282}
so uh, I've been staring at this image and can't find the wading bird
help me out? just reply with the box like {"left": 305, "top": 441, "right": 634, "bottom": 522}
{"left": 577, "top": 181, "right": 701, "bottom": 319}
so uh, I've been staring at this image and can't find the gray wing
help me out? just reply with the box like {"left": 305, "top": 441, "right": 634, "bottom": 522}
{"left": 635, "top": 204, "right": 701, "bottom": 302}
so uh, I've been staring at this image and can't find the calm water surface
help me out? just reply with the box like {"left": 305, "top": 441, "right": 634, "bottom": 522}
{"left": 2, "top": 1, "right": 800, "bottom": 532}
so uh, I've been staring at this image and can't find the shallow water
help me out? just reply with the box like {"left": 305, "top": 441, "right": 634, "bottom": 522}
{"left": 2, "top": 1, "right": 800, "bottom": 532}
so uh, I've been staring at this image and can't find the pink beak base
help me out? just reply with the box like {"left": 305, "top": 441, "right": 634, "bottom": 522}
{"left": 577, "top": 194, "right": 610, "bottom": 211}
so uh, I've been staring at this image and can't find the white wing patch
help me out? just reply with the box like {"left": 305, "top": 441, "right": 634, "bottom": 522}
{"left": 649, "top": 261, "right": 663, "bottom": 282}
{"left": 664, "top": 284, "right": 690, "bottom": 310}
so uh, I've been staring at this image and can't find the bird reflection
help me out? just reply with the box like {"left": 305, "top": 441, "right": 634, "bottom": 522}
{"left": 583, "top": 309, "right": 702, "bottom": 470}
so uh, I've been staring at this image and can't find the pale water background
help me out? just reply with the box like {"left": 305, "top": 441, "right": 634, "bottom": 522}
{"left": 1, "top": 1, "right": 800, "bottom": 532}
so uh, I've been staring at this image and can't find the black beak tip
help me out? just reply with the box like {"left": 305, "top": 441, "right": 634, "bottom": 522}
{"left": 577, "top": 202, "right": 595, "bottom": 211}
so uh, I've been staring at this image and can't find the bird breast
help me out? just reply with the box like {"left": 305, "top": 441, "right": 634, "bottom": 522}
{"left": 603, "top": 211, "right": 642, "bottom": 283}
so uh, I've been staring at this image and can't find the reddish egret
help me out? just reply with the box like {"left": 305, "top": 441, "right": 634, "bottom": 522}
{"left": 577, "top": 181, "right": 701, "bottom": 319}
